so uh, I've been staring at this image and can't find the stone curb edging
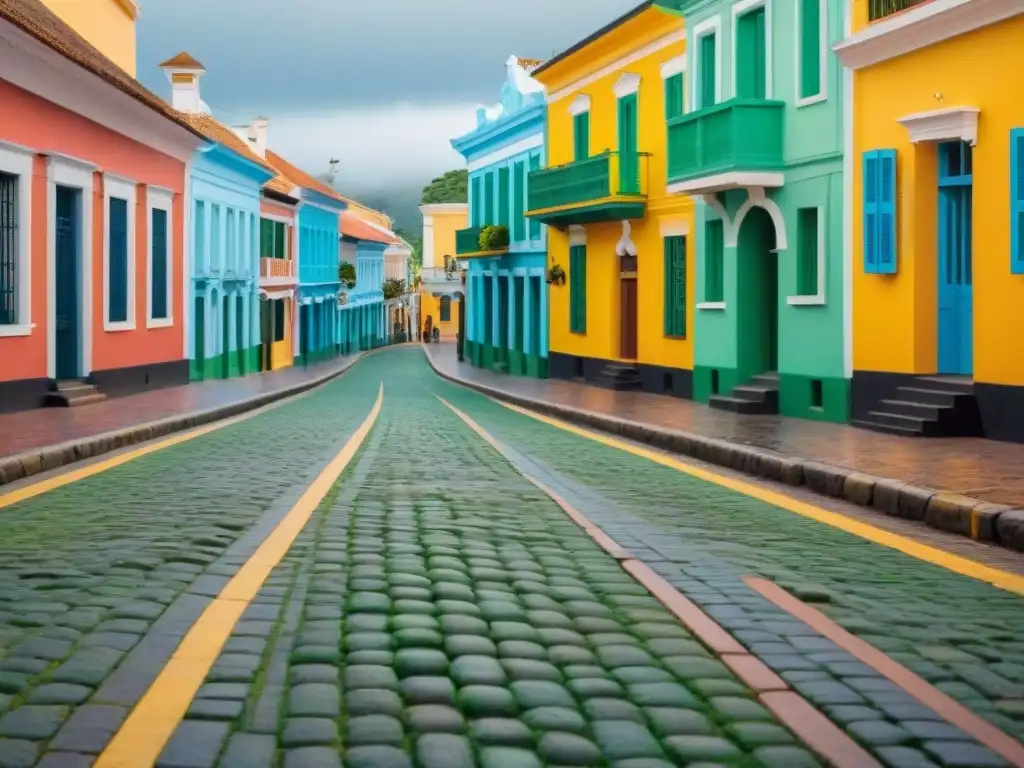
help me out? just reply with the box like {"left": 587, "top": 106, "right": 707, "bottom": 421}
{"left": 424, "top": 349, "right": 1024, "bottom": 554}
{"left": 0, "top": 354, "right": 368, "bottom": 489}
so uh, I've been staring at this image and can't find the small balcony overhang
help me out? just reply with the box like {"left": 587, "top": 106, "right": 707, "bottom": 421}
{"left": 666, "top": 98, "right": 785, "bottom": 196}
{"left": 419, "top": 267, "right": 465, "bottom": 297}
{"left": 259, "top": 256, "right": 297, "bottom": 286}
{"left": 455, "top": 225, "right": 510, "bottom": 259}
{"left": 526, "top": 151, "right": 649, "bottom": 228}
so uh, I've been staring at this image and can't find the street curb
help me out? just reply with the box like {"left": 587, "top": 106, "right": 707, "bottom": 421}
{"left": 0, "top": 353, "right": 370, "bottom": 489}
{"left": 423, "top": 349, "right": 1024, "bottom": 554}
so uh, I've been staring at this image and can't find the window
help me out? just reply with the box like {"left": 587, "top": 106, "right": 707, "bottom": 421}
{"left": 273, "top": 299, "right": 286, "bottom": 342}
{"left": 573, "top": 112, "right": 590, "bottom": 161}
{"left": 663, "top": 235, "right": 686, "bottom": 337}
{"left": 1012, "top": 129, "right": 1024, "bottom": 274}
{"left": 484, "top": 173, "right": 494, "bottom": 225}
{"left": 107, "top": 197, "right": 129, "bottom": 323}
{"left": 699, "top": 32, "right": 717, "bottom": 108}
{"left": 195, "top": 201, "right": 206, "bottom": 270}
{"left": 211, "top": 204, "right": 221, "bottom": 271}
{"left": 513, "top": 161, "right": 526, "bottom": 242}
{"left": 862, "top": 149, "right": 897, "bottom": 274}
{"left": 472, "top": 176, "right": 482, "bottom": 227}
{"left": 227, "top": 208, "right": 236, "bottom": 273}
{"left": 569, "top": 244, "right": 587, "bottom": 334}
{"left": 664, "top": 73, "right": 684, "bottom": 120}
{"left": 795, "top": 207, "right": 819, "bottom": 297}
{"left": 736, "top": 6, "right": 767, "bottom": 99}
{"left": 0, "top": 172, "right": 18, "bottom": 326}
{"left": 440, "top": 295, "right": 452, "bottom": 322}
{"left": 618, "top": 94, "right": 640, "bottom": 195}
{"left": 704, "top": 219, "right": 724, "bottom": 302}
{"left": 261, "top": 218, "right": 286, "bottom": 259}
{"left": 528, "top": 154, "right": 542, "bottom": 240}
{"left": 498, "top": 166, "right": 510, "bottom": 227}
{"left": 150, "top": 208, "right": 169, "bottom": 320}
{"left": 798, "top": 0, "right": 823, "bottom": 102}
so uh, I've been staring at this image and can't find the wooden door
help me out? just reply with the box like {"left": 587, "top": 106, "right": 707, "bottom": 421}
{"left": 620, "top": 278, "right": 638, "bottom": 360}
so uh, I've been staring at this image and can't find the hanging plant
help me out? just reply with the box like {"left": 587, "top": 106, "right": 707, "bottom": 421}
{"left": 478, "top": 225, "right": 510, "bottom": 251}
{"left": 546, "top": 264, "right": 566, "bottom": 286}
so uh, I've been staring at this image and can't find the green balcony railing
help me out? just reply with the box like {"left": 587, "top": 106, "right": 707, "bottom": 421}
{"left": 869, "top": 0, "right": 930, "bottom": 21}
{"left": 456, "top": 226, "right": 484, "bottom": 255}
{"left": 527, "top": 151, "right": 649, "bottom": 213}
{"left": 667, "top": 98, "right": 784, "bottom": 185}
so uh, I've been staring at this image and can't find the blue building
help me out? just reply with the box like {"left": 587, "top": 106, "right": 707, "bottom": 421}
{"left": 339, "top": 212, "right": 388, "bottom": 352}
{"left": 266, "top": 150, "right": 348, "bottom": 365}
{"left": 451, "top": 56, "right": 548, "bottom": 378}
{"left": 159, "top": 56, "right": 275, "bottom": 381}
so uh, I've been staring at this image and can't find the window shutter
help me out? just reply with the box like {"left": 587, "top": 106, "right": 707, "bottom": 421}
{"left": 754, "top": 8, "right": 767, "bottom": 99}
{"left": 737, "top": 9, "right": 766, "bottom": 99}
{"left": 700, "top": 34, "right": 716, "bottom": 107}
{"left": 0, "top": 173, "right": 18, "bottom": 325}
{"left": 108, "top": 197, "right": 129, "bottom": 323}
{"left": 704, "top": 220, "right": 724, "bottom": 302}
{"left": 663, "top": 236, "right": 686, "bottom": 336}
{"left": 498, "top": 167, "right": 510, "bottom": 227}
{"left": 1012, "top": 129, "right": 1024, "bottom": 274}
{"left": 472, "top": 177, "right": 482, "bottom": 228}
{"left": 862, "top": 151, "right": 879, "bottom": 272}
{"left": 796, "top": 208, "right": 818, "bottom": 296}
{"left": 578, "top": 245, "right": 587, "bottom": 333}
{"left": 151, "top": 208, "right": 168, "bottom": 319}
{"left": 276, "top": 221, "right": 286, "bottom": 258}
{"left": 618, "top": 94, "right": 639, "bottom": 195}
{"left": 877, "top": 149, "right": 897, "bottom": 273}
{"left": 800, "top": 0, "right": 821, "bottom": 99}
{"left": 513, "top": 161, "right": 526, "bottom": 242}
{"left": 528, "top": 154, "right": 541, "bottom": 240}
{"left": 484, "top": 173, "right": 494, "bottom": 225}
{"left": 574, "top": 113, "right": 590, "bottom": 161}
{"left": 259, "top": 218, "right": 271, "bottom": 258}
{"left": 570, "top": 244, "right": 587, "bottom": 333}
{"left": 664, "top": 73, "right": 684, "bottom": 120}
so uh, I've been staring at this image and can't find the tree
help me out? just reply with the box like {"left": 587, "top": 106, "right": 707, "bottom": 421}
{"left": 394, "top": 228, "right": 423, "bottom": 269}
{"left": 338, "top": 261, "right": 356, "bottom": 288}
{"left": 382, "top": 278, "right": 406, "bottom": 300}
{"left": 421, "top": 169, "right": 468, "bottom": 205}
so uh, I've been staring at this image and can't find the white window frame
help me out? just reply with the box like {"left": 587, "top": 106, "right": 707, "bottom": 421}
{"left": 146, "top": 185, "right": 174, "bottom": 328}
{"left": 660, "top": 55, "right": 689, "bottom": 114}
{"left": 103, "top": 173, "right": 137, "bottom": 332}
{"left": 788, "top": 205, "right": 826, "bottom": 306}
{"left": 0, "top": 141, "right": 34, "bottom": 337}
{"left": 568, "top": 94, "right": 591, "bottom": 117}
{"left": 692, "top": 15, "right": 723, "bottom": 109}
{"left": 730, "top": 0, "right": 773, "bottom": 100}
{"left": 795, "top": 0, "right": 828, "bottom": 107}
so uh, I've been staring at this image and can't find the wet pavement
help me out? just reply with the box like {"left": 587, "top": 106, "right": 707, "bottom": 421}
{"left": 0, "top": 356, "right": 359, "bottom": 461}
{"left": 0, "top": 347, "right": 1022, "bottom": 767}
{"left": 426, "top": 343, "right": 1024, "bottom": 509}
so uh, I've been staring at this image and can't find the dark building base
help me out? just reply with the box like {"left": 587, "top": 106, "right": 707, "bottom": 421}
{"left": 0, "top": 377, "right": 51, "bottom": 413}
{"left": 89, "top": 359, "right": 190, "bottom": 399}
{"left": 548, "top": 351, "right": 693, "bottom": 399}
{"left": 974, "top": 382, "right": 1024, "bottom": 443}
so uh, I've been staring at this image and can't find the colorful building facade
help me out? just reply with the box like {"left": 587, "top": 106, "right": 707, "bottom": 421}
{"left": 418, "top": 203, "right": 467, "bottom": 340}
{"left": 257, "top": 168, "right": 300, "bottom": 373}
{"left": 339, "top": 212, "right": 387, "bottom": 353}
{"left": 528, "top": 4, "right": 695, "bottom": 395}
{"left": 662, "top": 0, "right": 848, "bottom": 421}
{"left": 452, "top": 56, "right": 549, "bottom": 378}
{"left": 158, "top": 55, "right": 276, "bottom": 381}
{"left": 384, "top": 234, "right": 413, "bottom": 342}
{"left": 835, "top": 0, "right": 1024, "bottom": 441}
{"left": 0, "top": 0, "right": 205, "bottom": 411}
{"left": 39, "top": 0, "right": 138, "bottom": 76}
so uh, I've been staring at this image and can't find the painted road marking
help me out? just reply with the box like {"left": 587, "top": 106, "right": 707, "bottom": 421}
{"left": 94, "top": 383, "right": 384, "bottom": 768}
{"left": 438, "top": 395, "right": 880, "bottom": 768}
{"left": 747, "top": 576, "right": 1024, "bottom": 765}
{"left": 493, "top": 398, "right": 1024, "bottom": 597}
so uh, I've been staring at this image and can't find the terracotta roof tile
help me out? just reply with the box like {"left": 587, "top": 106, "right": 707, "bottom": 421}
{"left": 264, "top": 175, "right": 297, "bottom": 198}
{"left": 158, "top": 51, "right": 205, "bottom": 69}
{"left": 181, "top": 113, "right": 274, "bottom": 171}
{"left": 265, "top": 150, "right": 346, "bottom": 203}
{"left": 0, "top": 0, "right": 206, "bottom": 142}
{"left": 340, "top": 212, "right": 393, "bottom": 244}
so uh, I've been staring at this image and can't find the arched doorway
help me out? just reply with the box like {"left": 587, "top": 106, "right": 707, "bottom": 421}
{"left": 619, "top": 252, "right": 638, "bottom": 360}
{"left": 736, "top": 206, "right": 778, "bottom": 378}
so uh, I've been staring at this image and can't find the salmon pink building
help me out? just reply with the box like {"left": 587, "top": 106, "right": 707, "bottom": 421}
{"left": 0, "top": 0, "right": 206, "bottom": 411}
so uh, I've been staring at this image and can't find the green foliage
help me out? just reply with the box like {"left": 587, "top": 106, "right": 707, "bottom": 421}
{"left": 394, "top": 228, "right": 423, "bottom": 269}
{"left": 338, "top": 261, "right": 356, "bottom": 288}
{"left": 382, "top": 278, "right": 406, "bottom": 300}
{"left": 479, "top": 225, "right": 510, "bottom": 251}
{"left": 547, "top": 264, "right": 566, "bottom": 285}
{"left": 421, "top": 169, "right": 468, "bottom": 205}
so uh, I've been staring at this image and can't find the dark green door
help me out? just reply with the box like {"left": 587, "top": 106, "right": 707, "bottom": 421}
{"left": 236, "top": 294, "right": 245, "bottom": 374}
{"left": 193, "top": 295, "right": 205, "bottom": 380}
{"left": 618, "top": 94, "right": 639, "bottom": 194}
{"left": 55, "top": 187, "right": 79, "bottom": 380}
{"left": 260, "top": 299, "right": 272, "bottom": 371}
{"left": 221, "top": 294, "right": 230, "bottom": 377}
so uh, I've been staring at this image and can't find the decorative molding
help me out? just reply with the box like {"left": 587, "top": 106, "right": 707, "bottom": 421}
{"left": 787, "top": 206, "right": 826, "bottom": 306}
{"left": 0, "top": 141, "right": 34, "bottom": 338}
{"left": 419, "top": 203, "right": 468, "bottom": 215}
{"left": 897, "top": 106, "right": 980, "bottom": 146}
{"left": 660, "top": 55, "right": 687, "bottom": 79}
{"left": 666, "top": 171, "right": 784, "bottom": 196}
{"left": 615, "top": 221, "right": 638, "bottom": 257}
{"left": 659, "top": 217, "right": 690, "bottom": 238}
{"left": 146, "top": 185, "right": 175, "bottom": 328}
{"left": 697, "top": 188, "right": 788, "bottom": 252}
{"left": 568, "top": 94, "right": 591, "bottom": 116}
{"left": 832, "top": 0, "right": 1023, "bottom": 71}
{"left": 103, "top": 173, "right": 138, "bottom": 332}
{"left": 842, "top": 0, "right": 854, "bottom": 378}
{"left": 467, "top": 133, "right": 543, "bottom": 172}
{"left": 697, "top": 301, "right": 726, "bottom": 310}
{"left": 568, "top": 225, "right": 587, "bottom": 246}
{"left": 613, "top": 72, "right": 642, "bottom": 99}
{"left": 795, "top": 0, "right": 828, "bottom": 108}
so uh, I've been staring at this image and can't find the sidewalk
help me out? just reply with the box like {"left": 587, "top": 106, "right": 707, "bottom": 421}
{"left": 424, "top": 343, "right": 1024, "bottom": 548}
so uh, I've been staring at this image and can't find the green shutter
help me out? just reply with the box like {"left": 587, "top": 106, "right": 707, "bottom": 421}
{"left": 737, "top": 8, "right": 766, "bottom": 99}
{"left": 276, "top": 221, "right": 286, "bottom": 258}
{"left": 573, "top": 112, "right": 590, "bottom": 161}
{"left": 528, "top": 154, "right": 541, "bottom": 240}
{"left": 108, "top": 197, "right": 128, "bottom": 323}
{"left": 570, "top": 244, "right": 587, "bottom": 333}
{"left": 797, "top": 208, "right": 819, "bottom": 296}
{"left": 663, "top": 235, "right": 686, "bottom": 337}
{"left": 0, "top": 173, "right": 17, "bottom": 325}
{"left": 704, "top": 220, "right": 724, "bottom": 303}
{"left": 800, "top": 0, "right": 821, "bottom": 99}
{"left": 700, "top": 33, "right": 716, "bottom": 107}
{"left": 484, "top": 173, "right": 494, "bottom": 225}
{"left": 664, "top": 73, "right": 684, "bottom": 120}
{"left": 260, "top": 218, "right": 272, "bottom": 258}
{"left": 513, "top": 161, "right": 525, "bottom": 242}
{"left": 498, "top": 166, "right": 510, "bottom": 227}
{"left": 617, "top": 94, "right": 639, "bottom": 195}
{"left": 471, "top": 177, "right": 482, "bottom": 227}
{"left": 151, "top": 208, "right": 168, "bottom": 320}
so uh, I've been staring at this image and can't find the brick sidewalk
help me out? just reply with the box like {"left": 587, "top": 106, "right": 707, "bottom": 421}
{"left": 0, "top": 356, "right": 358, "bottom": 460}
{"left": 425, "top": 343, "right": 1024, "bottom": 508}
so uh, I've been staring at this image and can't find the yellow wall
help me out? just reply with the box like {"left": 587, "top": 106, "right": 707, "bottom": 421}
{"left": 40, "top": 0, "right": 137, "bottom": 76}
{"left": 421, "top": 295, "right": 460, "bottom": 339}
{"left": 346, "top": 200, "right": 392, "bottom": 230}
{"left": 851, "top": 18, "right": 1024, "bottom": 386}
{"left": 539, "top": 8, "right": 694, "bottom": 370}
{"left": 270, "top": 301, "right": 293, "bottom": 370}
{"left": 426, "top": 209, "right": 467, "bottom": 268}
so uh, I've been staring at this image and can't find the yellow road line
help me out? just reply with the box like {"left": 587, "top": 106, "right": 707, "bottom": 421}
{"left": 492, "top": 398, "right": 1024, "bottom": 597}
{"left": 94, "top": 383, "right": 384, "bottom": 768}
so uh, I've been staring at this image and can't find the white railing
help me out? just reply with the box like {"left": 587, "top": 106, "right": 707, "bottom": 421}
{"left": 419, "top": 267, "right": 463, "bottom": 284}
{"left": 260, "top": 257, "right": 295, "bottom": 280}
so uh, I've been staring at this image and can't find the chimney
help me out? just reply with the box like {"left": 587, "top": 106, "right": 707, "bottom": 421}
{"left": 248, "top": 117, "right": 269, "bottom": 159}
{"left": 158, "top": 52, "right": 208, "bottom": 114}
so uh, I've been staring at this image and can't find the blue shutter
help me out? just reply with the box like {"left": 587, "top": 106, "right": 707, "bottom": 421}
{"left": 108, "top": 197, "right": 129, "bottom": 322}
{"left": 151, "top": 208, "right": 168, "bottom": 319}
{"left": 1012, "top": 129, "right": 1024, "bottom": 274}
{"left": 863, "top": 149, "right": 897, "bottom": 274}
{"left": 862, "top": 151, "right": 879, "bottom": 272}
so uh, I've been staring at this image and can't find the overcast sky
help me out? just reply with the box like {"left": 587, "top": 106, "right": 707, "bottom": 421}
{"left": 137, "top": 0, "right": 639, "bottom": 194}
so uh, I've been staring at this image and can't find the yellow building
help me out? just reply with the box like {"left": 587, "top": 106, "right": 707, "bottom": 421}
{"left": 418, "top": 203, "right": 467, "bottom": 340}
{"left": 835, "top": 0, "right": 1024, "bottom": 441}
{"left": 526, "top": 3, "right": 694, "bottom": 395}
{"left": 39, "top": 0, "right": 138, "bottom": 76}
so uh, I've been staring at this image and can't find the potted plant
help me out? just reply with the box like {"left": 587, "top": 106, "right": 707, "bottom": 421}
{"left": 546, "top": 264, "right": 566, "bottom": 286}
{"left": 478, "top": 225, "right": 510, "bottom": 251}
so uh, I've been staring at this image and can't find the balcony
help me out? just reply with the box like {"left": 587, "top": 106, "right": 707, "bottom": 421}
{"left": 526, "top": 151, "right": 649, "bottom": 228}
{"left": 419, "top": 266, "right": 464, "bottom": 297}
{"left": 869, "top": 0, "right": 929, "bottom": 21}
{"left": 666, "top": 98, "right": 785, "bottom": 195}
{"left": 260, "top": 257, "right": 295, "bottom": 284}
{"left": 455, "top": 225, "right": 509, "bottom": 258}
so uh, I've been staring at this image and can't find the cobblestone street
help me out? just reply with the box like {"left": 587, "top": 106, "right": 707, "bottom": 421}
{"left": 0, "top": 347, "right": 1022, "bottom": 767}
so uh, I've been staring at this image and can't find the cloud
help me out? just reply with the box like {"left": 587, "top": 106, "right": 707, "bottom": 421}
{"left": 239, "top": 103, "right": 479, "bottom": 192}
